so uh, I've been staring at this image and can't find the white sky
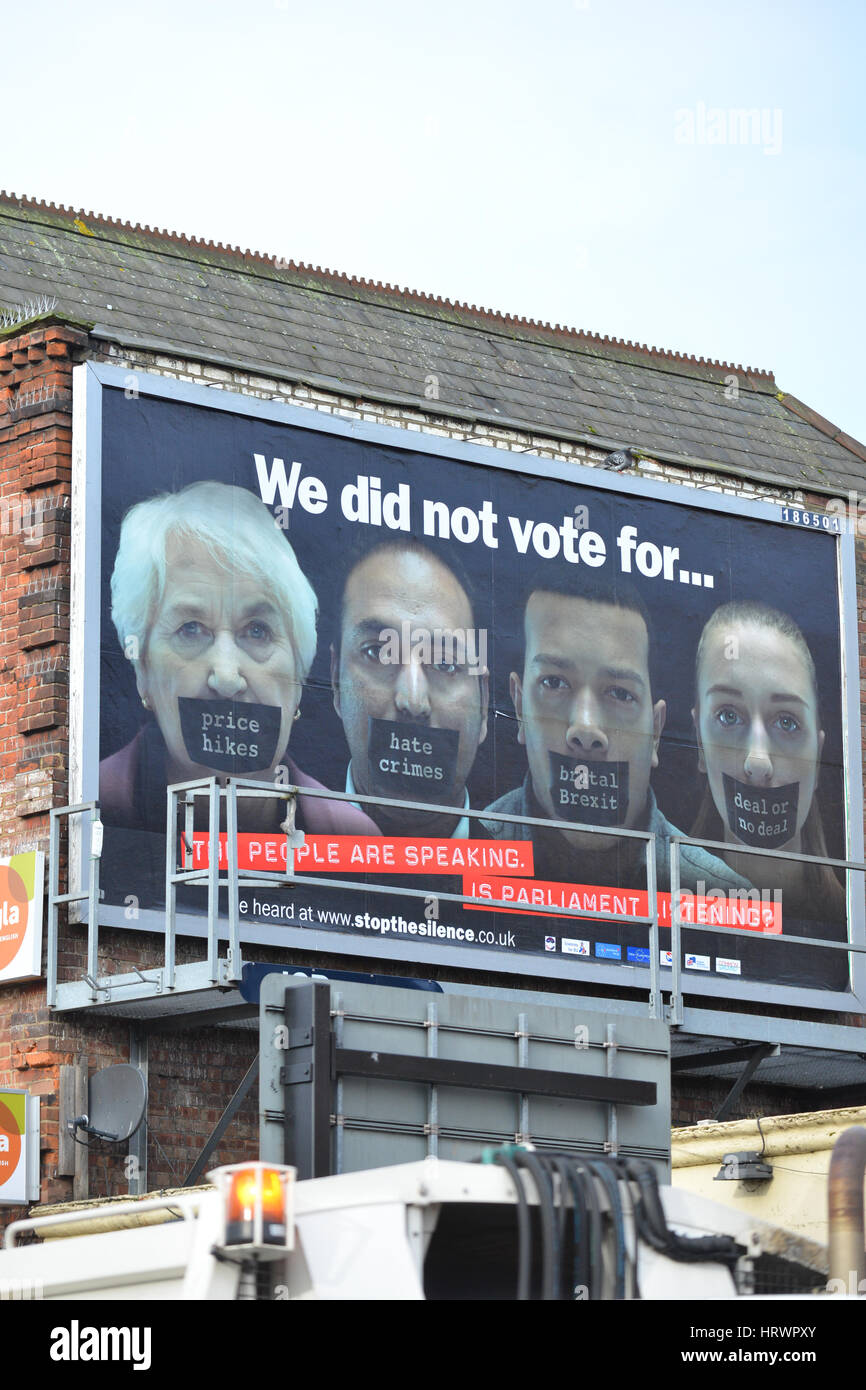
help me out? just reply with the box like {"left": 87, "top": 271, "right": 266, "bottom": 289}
{"left": 3, "top": 0, "right": 864, "bottom": 447}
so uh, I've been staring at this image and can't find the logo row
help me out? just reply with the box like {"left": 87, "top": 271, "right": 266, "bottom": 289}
{"left": 543, "top": 937, "right": 741, "bottom": 975}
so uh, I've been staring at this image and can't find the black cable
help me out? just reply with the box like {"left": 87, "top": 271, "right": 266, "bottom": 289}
{"left": 571, "top": 1158, "right": 603, "bottom": 1299}
{"left": 494, "top": 1153, "right": 532, "bottom": 1301}
{"left": 557, "top": 1157, "right": 591, "bottom": 1297}
{"left": 590, "top": 1159, "right": 627, "bottom": 1300}
{"left": 494, "top": 1148, "right": 740, "bottom": 1301}
{"left": 570, "top": 1163, "right": 593, "bottom": 1298}
{"left": 624, "top": 1161, "right": 679, "bottom": 1257}
{"left": 513, "top": 1150, "right": 559, "bottom": 1301}
{"left": 69, "top": 1123, "right": 128, "bottom": 1148}
{"left": 547, "top": 1155, "right": 585, "bottom": 1300}
{"left": 546, "top": 1156, "right": 571, "bottom": 1278}
{"left": 624, "top": 1159, "right": 741, "bottom": 1267}
{"left": 610, "top": 1159, "right": 641, "bottom": 1299}
{"left": 626, "top": 1159, "right": 671, "bottom": 1246}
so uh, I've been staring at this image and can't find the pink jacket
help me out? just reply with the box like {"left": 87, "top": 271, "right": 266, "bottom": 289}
{"left": 99, "top": 729, "right": 381, "bottom": 836}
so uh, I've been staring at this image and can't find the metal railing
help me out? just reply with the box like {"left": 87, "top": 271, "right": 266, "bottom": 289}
{"left": 165, "top": 778, "right": 221, "bottom": 991}
{"left": 48, "top": 777, "right": 664, "bottom": 1016}
{"left": 222, "top": 776, "right": 663, "bottom": 1016}
{"left": 669, "top": 833, "right": 865, "bottom": 1024}
{"left": 47, "top": 800, "right": 101, "bottom": 1008}
{"left": 47, "top": 780, "right": 863, "bottom": 1023}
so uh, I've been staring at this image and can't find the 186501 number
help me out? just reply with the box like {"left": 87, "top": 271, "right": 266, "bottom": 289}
{"left": 780, "top": 507, "right": 840, "bottom": 531}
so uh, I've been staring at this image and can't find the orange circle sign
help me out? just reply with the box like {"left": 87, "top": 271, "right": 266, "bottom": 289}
{"left": 0, "top": 1100, "right": 22, "bottom": 1186}
{"left": 0, "top": 867, "right": 28, "bottom": 972}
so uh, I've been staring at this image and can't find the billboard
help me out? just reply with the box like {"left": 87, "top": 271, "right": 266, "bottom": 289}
{"left": 0, "top": 1090, "right": 39, "bottom": 1205}
{"left": 0, "top": 852, "right": 43, "bottom": 984}
{"left": 71, "top": 364, "right": 865, "bottom": 1009}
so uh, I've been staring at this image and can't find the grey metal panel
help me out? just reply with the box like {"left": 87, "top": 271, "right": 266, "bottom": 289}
{"left": 259, "top": 975, "right": 671, "bottom": 1179}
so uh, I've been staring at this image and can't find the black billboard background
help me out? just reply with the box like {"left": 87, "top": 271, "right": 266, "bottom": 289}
{"left": 95, "top": 386, "right": 850, "bottom": 992}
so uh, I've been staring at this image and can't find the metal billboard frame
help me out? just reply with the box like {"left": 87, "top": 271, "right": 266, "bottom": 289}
{"left": 69, "top": 361, "right": 866, "bottom": 1013}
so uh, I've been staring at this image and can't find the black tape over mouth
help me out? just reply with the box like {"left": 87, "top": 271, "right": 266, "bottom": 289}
{"left": 366, "top": 717, "right": 460, "bottom": 803}
{"left": 723, "top": 774, "right": 799, "bottom": 849}
{"left": 178, "top": 697, "right": 282, "bottom": 774}
{"left": 548, "top": 753, "right": 629, "bottom": 827}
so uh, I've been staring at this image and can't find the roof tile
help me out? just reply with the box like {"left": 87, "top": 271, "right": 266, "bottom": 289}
{"left": 1, "top": 192, "right": 862, "bottom": 491}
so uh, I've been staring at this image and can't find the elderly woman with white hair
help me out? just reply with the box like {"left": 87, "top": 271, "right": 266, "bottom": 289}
{"left": 100, "top": 480, "right": 379, "bottom": 837}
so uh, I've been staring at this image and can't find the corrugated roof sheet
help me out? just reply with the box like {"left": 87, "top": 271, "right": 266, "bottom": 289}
{"left": 1, "top": 192, "right": 863, "bottom": 492}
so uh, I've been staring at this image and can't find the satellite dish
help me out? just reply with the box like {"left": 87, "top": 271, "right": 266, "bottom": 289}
{"left": 84, "top": 1064, "right": 147, "bottom": 1142}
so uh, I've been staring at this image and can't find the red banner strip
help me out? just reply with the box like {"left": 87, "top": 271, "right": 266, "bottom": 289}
{"left": 184, "top": 832, "right": 535, "bottom": 876}
{"left": 461, "top": 873, "right": 782, "bottom": 933}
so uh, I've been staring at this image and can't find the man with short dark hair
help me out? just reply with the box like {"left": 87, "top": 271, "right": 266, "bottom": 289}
{"left": 332, "top": 538, "right": 489, "bottom": 837}
{"left": 483, "top": 572, "right": 751, "bottom": 893}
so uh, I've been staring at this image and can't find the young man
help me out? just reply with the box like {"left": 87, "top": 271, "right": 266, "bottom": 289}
{"left": 483, "top": 572, "right": 752, "bottom": 894}
{"left": 332, "top": 538, "right": 489, "bottom": 838}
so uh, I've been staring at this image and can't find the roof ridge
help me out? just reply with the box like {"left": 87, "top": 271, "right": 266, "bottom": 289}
{"left": 0, "top": 189, "right": 776, "bottom": 383}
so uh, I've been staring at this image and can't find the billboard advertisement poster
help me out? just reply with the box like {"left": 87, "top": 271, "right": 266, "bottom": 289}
{"left": 0, "top": 852, "right": 44, "bottom": 984}
{"left": 0, "top": 1090, "right": 38, "bottom": 1206}
{"left": 72, "top": 366, "right": 864, "bottom": 1009}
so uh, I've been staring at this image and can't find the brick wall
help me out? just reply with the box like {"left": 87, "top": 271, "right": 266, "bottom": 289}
{"left": 0, "top": 321, "right": 861, "bottom": 1218}
{"left": 0, "top": 324, "right": 77, "bottom": 1215}
{"left": 670, "top": 1079, "right": 823, "bottom": 1129}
